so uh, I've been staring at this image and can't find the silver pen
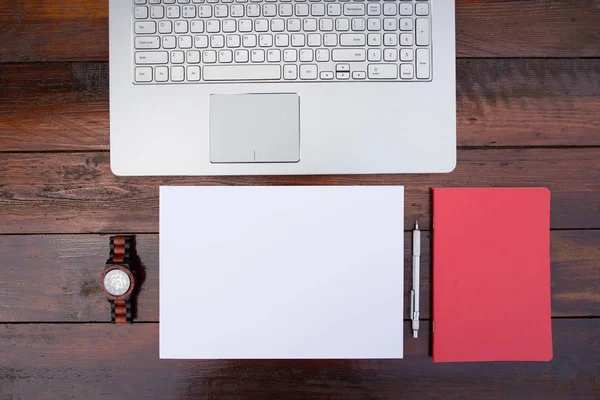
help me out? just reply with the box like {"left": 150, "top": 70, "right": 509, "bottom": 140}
{"left": 411, "top": 221, "right": 420, "bottom": 338}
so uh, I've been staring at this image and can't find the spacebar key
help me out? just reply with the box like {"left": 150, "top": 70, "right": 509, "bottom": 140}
{"left": 203, "top": 65, "right": 281, "bottom": 81}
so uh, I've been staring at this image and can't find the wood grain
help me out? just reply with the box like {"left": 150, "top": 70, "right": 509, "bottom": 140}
{"left": 2, "top": 59, "right": 599, "bottom": 151}
{"left": 1, "top": 1, "right": 599, "bottom": 62}
{"left": 0, "top": 320, "right": 598, "bottom": 399}
{"left": 0, "top": 231, "right": 598, "bottom": 323}
{"left": 0, "top": 149, "right": 598, "bottom": 233}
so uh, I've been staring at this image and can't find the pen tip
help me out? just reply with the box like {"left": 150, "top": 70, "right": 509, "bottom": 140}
{"left": 413, "top": 331, "right": 418, "bottom": 338}
{"left": 415, "top": 220, "right": 419, "bottom": 230}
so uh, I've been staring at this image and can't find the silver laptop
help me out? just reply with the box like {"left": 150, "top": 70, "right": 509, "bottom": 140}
{"left": 109, "top": 0, "right": 456, "bottom": 176}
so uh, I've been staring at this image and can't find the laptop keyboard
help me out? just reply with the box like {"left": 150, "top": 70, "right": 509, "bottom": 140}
{"left": 133, "top": 0, "right": 432, "bottom": 84}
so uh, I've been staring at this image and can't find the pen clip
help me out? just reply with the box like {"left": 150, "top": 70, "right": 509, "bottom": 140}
{"left": 410, "top": 290, "right": 415, "bottom": 317}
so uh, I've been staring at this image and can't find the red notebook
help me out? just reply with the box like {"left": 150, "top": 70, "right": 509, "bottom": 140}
{"left": 432, "top": 188, "right": 553, "bottom": 362}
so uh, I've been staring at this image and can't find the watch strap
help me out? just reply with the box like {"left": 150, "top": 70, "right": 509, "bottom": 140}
{"left": 111, "top": 299, "right": 133, "bottom": 324}
{"left": 109, "top": 235, "right": 132, "bottom": 266}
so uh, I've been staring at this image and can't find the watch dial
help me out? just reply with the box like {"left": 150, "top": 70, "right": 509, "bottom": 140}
{"left": 103, "top": 269, "right": 131, "bottom": 296}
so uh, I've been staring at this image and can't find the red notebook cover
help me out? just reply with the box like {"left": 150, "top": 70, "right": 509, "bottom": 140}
{"left": 432, "top": 188, "right": 553, "bottom": 362}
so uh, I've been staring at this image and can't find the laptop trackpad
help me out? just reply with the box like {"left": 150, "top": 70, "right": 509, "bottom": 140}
{"left": 210, "top": 93, "right": 300, "bottom": 163}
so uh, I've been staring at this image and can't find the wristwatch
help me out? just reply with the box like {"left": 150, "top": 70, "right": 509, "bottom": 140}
{"left": 100, "top": 236, "right": 136, "bottom": 324}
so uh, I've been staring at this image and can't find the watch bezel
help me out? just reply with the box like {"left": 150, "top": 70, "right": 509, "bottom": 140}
{"left": 100, "top": 265, "right": 135, "bottom": 300}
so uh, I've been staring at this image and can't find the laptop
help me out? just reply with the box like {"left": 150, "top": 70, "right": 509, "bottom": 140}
{"left": 109, "top": 0, "right": 456, "bottom": 176}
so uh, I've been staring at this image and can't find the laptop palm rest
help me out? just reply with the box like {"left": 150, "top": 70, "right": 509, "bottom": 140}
{"left": 209, "top": 93, "right": 300, "bottom": 163}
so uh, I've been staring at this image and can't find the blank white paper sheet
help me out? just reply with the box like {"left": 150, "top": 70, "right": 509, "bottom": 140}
{"left": 160, "top": 186, "right": 404, "bottom": 359}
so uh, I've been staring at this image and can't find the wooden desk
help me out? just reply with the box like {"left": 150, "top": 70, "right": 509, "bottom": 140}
{"left": 0, "top": 1, "right": 599, "bottom": 398}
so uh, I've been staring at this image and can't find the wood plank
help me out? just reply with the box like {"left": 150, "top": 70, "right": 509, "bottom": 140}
{"left": 0, "top": 149, "right": 598, "bottom": 233}
{"left": 2, "top": 1, "right": 600, "bottom": 62}
{"left": 0, "top": 231, "right": 597, "bottom": 323}
{"left": 0, "top": 320, "right": 598, "bottom": 399}
{"left": 2, "top": 59, "right": 599, "bottom": 151}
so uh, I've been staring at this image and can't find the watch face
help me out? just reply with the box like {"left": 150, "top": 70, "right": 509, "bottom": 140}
{"left": 103, "top": 269, "right": 131, "bottom": 296}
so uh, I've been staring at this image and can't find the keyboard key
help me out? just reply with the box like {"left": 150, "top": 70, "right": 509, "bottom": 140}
{"left": 284, "top": 64, "right": 298, "bottom": 80}
{"left": 275, "top": 34, "right": 289, "bottom": 47}
{"left": 255, "top": 19, "right": 269, "bottom": 32}
{"left": 416, "top": 3, "right": 429, "bottom": 16}
{"left": 336, "top": 18, "right": 349, "bottom": 31}
{"left": 187, "top": 65, "right": 201, "bottom": 81}
{"left": 352, "top": 71, "right": 366, "bottom": 79}
{"left": 215, "top": 5, "right": 228, "bottom": 17}
{"left": 243, "top": 34, "right": 257, "bottom": 47}
{"left": 135, "top": 67, "right": 153, "bottom": 82}
{"left": 247, "top": 4, "right": 260, "bottom": 16}
{"left": 399, "top": 3, "right": 412, "bottom": 16}
{"left": 280, "top": 3, "right": 293, "bottom": 16}
{"left": 239, "top": 19, "right": 253, "bottom": 32}
{"left": 368, "top": 64, "right": 397, "bottom": 79}
{"left": 267, "top": 49, "right": 281, "bottom": 62}
{"left": 259, "top": 34, "right": 273, "bottom": 47}
{"left": 271, "top": 18, "right": 285, "bottom": 32}
{"left": 211, "top": 35, "right": 225, "bottom": 48}
{"left": 187, "top": 50, "right": 201, "bottom": 63}
{"left": 336, "top": 71, "right": 350, "bottom": 80}
{"left": 383, "top": 18, "right": 397, "bottom": 31}
{"left": 320, "top": 71, "right": 334, "bottom": 80}
{"left": 203, "top": 50, "right": 217, "bottom": 63}
{"left": 400, "top": 18, "right": 413, "bottom": 31}
{"left": 288, "top": 18, "right": 301, "bottom": 31}
{"left": 300, "top": 49, "right": 313, "bottom": 61}
{"left": 383, "top": 3, "right": 396, "bottom": 16}
{"left": 296, "top": 4, "right": 309, "bottom": 16}
{"left": 223, "top": 19, "right": 236, "bottom": 32}
{"left": 198, "top": 5, "right": 212, "bottom": 17}
{"left": 340, "top": 33, "right": 366, "bottom": 46}
{"left": 323, "top": 33, "right": 337, "bottom": 46}
{"left": 335, "top": 64, "right": 350, "bottom": 72}
{"left": 178, "top": 35, "right": 193, "bottom": 48}
{"left": 400, "top": 48, "right": 413, "bottom": 61}
{"left": 235, "top": 49, "right": 249, "bottom": 62}
{"left": 251, "top": 49, "right": 265, "bottom": 62}
{"left": 231, "top": 5, "right": 245, "bottom": 16}
{"left": 332, "top": 48, "right": 366, "bottom": 61}
{"left": 416, "top": 18, "right": 430, "bottom": 46}
{"left": 291, "top": 34, "right": 305, "bottom": 47}
{"left": 283, "top": 49, "right": 297, "bottom": 61}
{"left": 263, "top": 4, "right": 277, "bottom": 16}
{"left": 400, "top": 33, "right": 413, "bottom": 46}
{"left": 367, "top": 33, "right": 381, "bottom": 46}
{"left": 367, "top": 4, "right": 380, "bottom": 16}
{"left": 400, "top": 63, "right": 414, "bottom": 79}
{"left": 206, "top": 20, "right": 220, "bottom": 32}
{"left": 327, "top": 3, "right": 341, "bottom": 16}
{"left": 191, "top": 20, "right": 204, "bottom": 33}
{"left": 368, "top": 48, "right": 381, "bottom": 61}
{"left": 307, "top": 33, "right": 321, "bottom": 47}
{"left": 171, "top": 66, "right": 185, "bottom": 81}
{"left": 316, "top": 48, "right": 330, "bottom": 61}
{"left": 135, "top": 21, "right": 156, "bottom": 34}
{"left": 303, "top": 19, "right": 317, "bottom": 31}
{"left": 135, "top": 51, "right": 168, "bottom": 64}
{"left": 383, "top": 33, "right": 397, "bottom": 46}
{"left": 227, "top": 34, "right": 241, "bottom": 47}
{"left": 320, "top": 18, "right": 334, "bottom": 31}
{"left": 171, "top": 50, "right": 185, "bottom": 63}
{"left": 300, "top": 64, "right": 318, "bottom": 80}
{"left": 167, "top": 5, "right": 181, "bottom": 18}
{"left": 195, "top": 35, "right": 209, "bottom": 48}
{"left": 367, "top": 18, "right": 380, "bottom": 31}
{"left": 158, "top": 20, "right": 172, "bottom": 33}
{"left": 219, "top": 49, "right": 233, "bottom": 62}
{"left": 183, "top": 5, "right": 196, "bottom": 17}
{"left": 151, "top": 6, "right": 164, "bottom": 18}
{"left": 155, "top": 66, "right": 169, "bottom": 82}
{"left": 416, "top": 48, "right": 430, "bottom": 79}
{"left": 384, "top": 48, "right": 397, "bottom": 61}
{"left": 343, "top": 4, "right": 365, "bottom": 16}
{"left": 163, "top": 36, "right": 176, "bottom": 48}
{"left": 135, "top": 36, "right": 160, "bottom": 49}
{"left": 135, "top": 6, "right": 149, "bottom": 19}
{"left": 203, "top": 65, "right": 281, "bottom": 80}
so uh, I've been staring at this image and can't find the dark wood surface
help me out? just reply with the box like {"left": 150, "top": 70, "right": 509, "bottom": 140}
{"left": 0, "top": 0, "right": 599, "bottom": 399}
